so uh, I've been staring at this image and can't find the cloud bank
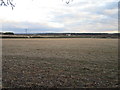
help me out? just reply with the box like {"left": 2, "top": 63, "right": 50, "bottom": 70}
{"left": 0, "top": 0, "right": 118, "bottom": 33}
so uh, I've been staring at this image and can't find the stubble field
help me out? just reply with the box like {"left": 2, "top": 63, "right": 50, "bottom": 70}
{"left": 2, "top": 38, "right": 118, "bottom": 88}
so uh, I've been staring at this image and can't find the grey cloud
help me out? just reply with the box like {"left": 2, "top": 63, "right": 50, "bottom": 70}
{"left": 2, "top": 21, "right": 64, "bottom": 33}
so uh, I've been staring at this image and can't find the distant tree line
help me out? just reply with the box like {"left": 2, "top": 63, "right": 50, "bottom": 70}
{"left": 35, "top": 33, "right": 119, "bottom": 35}
{"left": 0, "top": 32, "right": 14, "bottom": 35}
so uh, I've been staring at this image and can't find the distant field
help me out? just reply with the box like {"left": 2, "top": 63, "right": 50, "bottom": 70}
{"left": 2, "top": 38, "right": 118, "bottom": 88}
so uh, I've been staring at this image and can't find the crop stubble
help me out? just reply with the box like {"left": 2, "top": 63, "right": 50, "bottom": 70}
{"left": 2, "top": 38, "right": 118, "bottom": 88}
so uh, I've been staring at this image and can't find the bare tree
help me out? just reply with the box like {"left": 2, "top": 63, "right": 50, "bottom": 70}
{"left": 0, "top": 0, "right": 73, "bottom": 10}
{"left": 62, "top": 0, "right": 73, "bottom": 4}
{"left": 0, "top": 0, "right": 15, "bottom": 9}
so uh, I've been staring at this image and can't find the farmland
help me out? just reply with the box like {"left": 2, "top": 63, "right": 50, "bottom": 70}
{"left": 2, "top": 38, "right": 118, "bottom": 88}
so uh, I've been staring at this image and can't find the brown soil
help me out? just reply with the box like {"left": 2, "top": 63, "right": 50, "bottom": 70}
{"left": 2, "top": 38, "right": 118, "bottom": 88}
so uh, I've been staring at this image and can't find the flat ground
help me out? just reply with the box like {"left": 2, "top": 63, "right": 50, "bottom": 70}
{"left": 2, "top": 38, "right": 118, "bottom": 88}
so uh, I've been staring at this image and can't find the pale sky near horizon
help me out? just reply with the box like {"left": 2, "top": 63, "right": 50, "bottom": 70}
{"left": 0, "top": 0, "right": 119, "bottom": 33}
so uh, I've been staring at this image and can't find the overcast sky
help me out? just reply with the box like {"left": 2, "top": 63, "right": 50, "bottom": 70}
{"left": 0, "top": 0, "right": 119, "bottom": 33}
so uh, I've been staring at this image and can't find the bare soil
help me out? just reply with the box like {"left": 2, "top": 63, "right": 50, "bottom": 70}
{"left": 2, "top": 38, "right": 118, "bottom": 88}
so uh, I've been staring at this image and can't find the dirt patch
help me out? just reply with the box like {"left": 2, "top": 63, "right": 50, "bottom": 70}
{"left": 2, "top": 38, "right": 118, "bottom": 88}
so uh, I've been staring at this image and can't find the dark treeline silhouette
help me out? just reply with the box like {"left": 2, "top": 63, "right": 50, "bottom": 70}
{"left": 34, "top": 33, "right": 119, "bottom": 35}
{"left": 1, "top": 33, "right": 119, "bottom": 38}
{"left": 0, "top": 32, "right": 14, "bottom": 35}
